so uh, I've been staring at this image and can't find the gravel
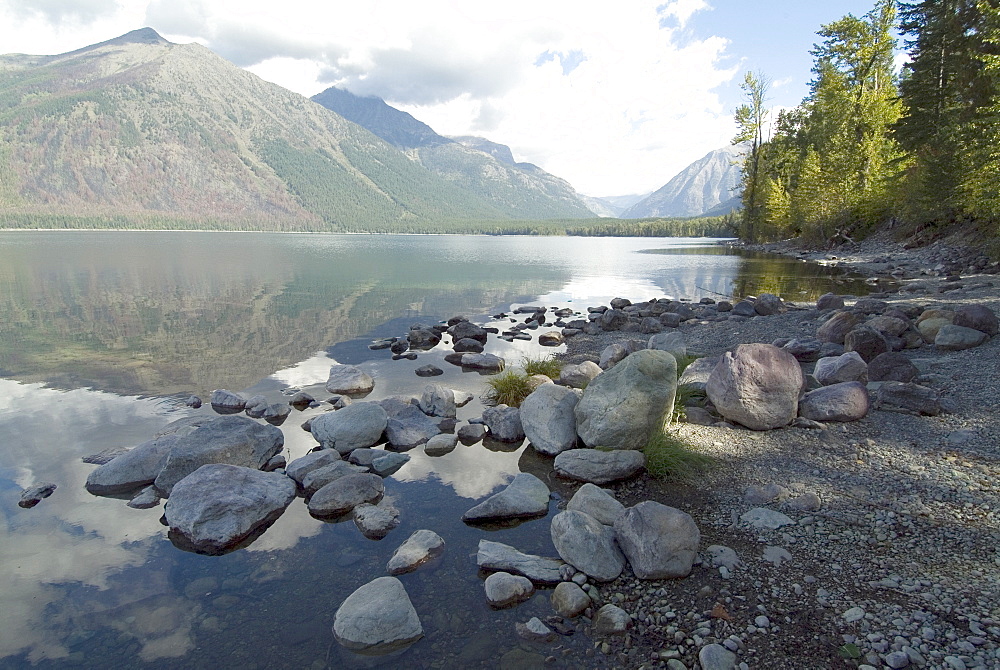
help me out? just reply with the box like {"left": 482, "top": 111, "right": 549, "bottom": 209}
{"left": 550, "top": 239, "right": 1000, "bottom": 670}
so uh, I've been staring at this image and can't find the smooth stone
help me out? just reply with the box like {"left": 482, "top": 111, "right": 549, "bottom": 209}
{"left": 463, "top": 473, "right": 550, "bottom": 522}
{"left": 127, "top": 485, "right": 161, "bottom": 509}
{"left": 209, "top": 389, "right": 246, "bottom": 410}
{"left": 300, "top": 460, "right": 366, "bottom": 495}
{"left": 332, "top": 577, "right": 423, "bottom": 655}
{"left": 598, "top": 339, "right": 646, "bottom": 369}
{"left": 309, "top": 402, "right": 388, "bottom": 455}
{"left": 519, "top": 383, "right": 579, "bottom": 455}
{"left": 550, "top": 581, "right": 591, "bottom": 618}
{"left": 85, "top": 434, "right": 181, "bottom": 495}
{"left": 593, "top": 604, "right": 631, "bottom": 634}
{"left": 740, "top": 507, "right": 794, "bottom": 530}
{"left": 845, "top": 326, "right": 890, "bottom": 363}
{"left": 613, "top": 501, "right": 699, "bottom": 579}
{"left": 164, "top": 464, "right": 295, "bottom": 554}
{"left": 457, "top": 423, "right": 487, "bottom": 444}
{"left": 453, "top": 337, "right": 485, "bottom": 353}
{"left": 353, "top": 503, "right": 400, "bottom": 540}
{"left": 550, "top": 510, "right": 625, "bottom": 582}
{"left": 647, "top": 331, "right": 687, "bottom": 362}
{"left": 706, "top": 545, "right": 742, "bottom": 570}
{"left": 387, "top": 529, "right": 445, "bottom": 575}
{"left": 285, "top": 449, "right": 342, "bottom": 485}
{"left": 419, "top": 384, "right": 457, "bottom": 418}
{"left": 817, "top": 311, "right": 861, "bottom": 344}
{"left": 370, "top": 452, "right": 410, "bottom": 477}
{"left": 935, "top": 324, "right": 987, "bottom": 350}
{"left": 814, "top": 351, "right": 868, "bottom": 385}
{"left": 816, "top": 293, "right": 845, "bottom": 310}
{"left": 482, "top": 405, "right": 525, "bottom": 442}
{"left": 385, "top": 405, "right": 441, "bottom": 449}
{"left": 677, "top": 356, "right": 720, "bottom": 390}
{"left": 307, "top": 473, "right": 384, "bottom": 517}
{"left": 873, "top": 381, "right": 942, "bottom": 416}
{"left": 325, "top": 364, "right": 375, "bottom": 395}
{"left": 484, "top": 572, "right": 535, "bottom": 608}
{"left": 706, "top": 343, "right": 803, "bottom": 430}
{"left": 460, "top": 353, "right": 505, "bottom": 371}
{"left": 566, "top": 483, "right": 625, "bottom": 525}
{"left": 476, "top": 540, "right": 565, "bottom": 585}
{"left": 798, "top": 381, "right": 870, "bottom": 422}
{"left": 557, "top": 361, "right": 602, "bottom": 389}
{"left": 953, "top": 304, "right": 998, "bottom": 335}
{"left": 867, "top": 351, "right": 918, "bottom": 382}
{"left": 553, "top": 449, "right": 645, "bottom": 485}
{"left": 698, "top": 643, "right": 738, "bottom": 670}
{"left": 754, "top": 293, "right": 784, "bottom": 315}
{"left": 424, "top": 433, "right": 458, "bottom": 456}
{"left": 516, "top": 617, "right": 555, "bottom": 642}
{"left": 18, "top": 482, "right": 57, "bottom": 508}
{"left": 414, "top": 365, "right": 443, "bottom": 377}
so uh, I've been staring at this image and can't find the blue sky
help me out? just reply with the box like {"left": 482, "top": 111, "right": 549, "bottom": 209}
{"left": 0, "top": 0, "right": 894, "bottom": 196}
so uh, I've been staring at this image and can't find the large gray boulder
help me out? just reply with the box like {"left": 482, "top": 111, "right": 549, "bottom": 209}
{"left": 576, "top": 349, "right": 677, "bottom": 450}
{"left": 482, "top": 405, "right": 525, "bottom": 442}
{"left": 325, "top": 364, "right": 375, "bottom": 396}
{"left": 301, "top": 460, "right": 366, "bottom": 495}
{"left": 307, "top": 473, "right": 384, "bottom": 517}
{"left": 706, "top": 343, "right": 804, "bottom": 430}
{"left": 519, "top": 384, "right": 579, "bottom": 455}
{"left": 557, "top": 361, "right": 602, "bottom": 389}
{"left": 754, "top": 293, "right": 784, "bottom": 316}
{"left": 153, "top": 416, "right": 284, "bottom": 496}
{"left": 462, "top": 473, "right": 549, "bottom": 522}
{"left": 874, "top": 381, "right": 942, "bottom": 416}
{"left": 554, "top": 449, "right": 645, "bottom": 484}
{"left": 798, "top": 382, "right": 870, "bottom": 422}
{"left": 164, "top": 464, "right": 295, "bottom": 554}
{"left": 953, "top": 304, "right": 999, "bottom": 336}
{"left": 210, "top": 389, "right": 246, "bottom": 410}
{"left": 614, "top": 501, "right": 699, "bottom": 579}
{"left": 332, "top": 577, "right": 423, "bottom": 655}
{"left": 86, "top": 434, "right": 180, "bottom": 495}
{"left": 419, "top": 384, "right": 457, "bottom": 418}
{"left": 387, "top": 529, "right": 446, "bottom": 575}
{"left": 816, "top": 293, "right": 845, "bottom": 310}
{"left": 813, "top": 351, "right": 868, "bottom": 386}
{"left": 385, "top": 405, "right": 441, "bottom": 450}
{"left": 309, "top": 402, "right": 387, "bottom": 455}
{"left": 459, "top": 353, "right": 505, "bottom": 371}
{"left": 550, "top": 510, "right": 625, "bottom": 582}
{"left": 935, "top": 324, "right": 988, "bottom": 351}
{"left": 476, "top": 540, "right": 565, "bottom": 584}
{"left": 867, "top": 352, "right": 918, "bottom": 383}
{"left": 285, "top": 449, "right": 343, "bottom": 486}
{"left": 566, "top": 483, "right": 625, "bottom": 525}
{"left": 448, "top": 320, "right": 488, "bottom": 343}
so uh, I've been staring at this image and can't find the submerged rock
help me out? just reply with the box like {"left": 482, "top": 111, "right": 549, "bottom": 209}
{"left": 387, "top": 529, "right": 446, "bottom": 575}
{"left": 484, "top": 572, "right": 535, "bottom": 608}
{"left": 18, "top": 482, "right": 57, "bottom": 508}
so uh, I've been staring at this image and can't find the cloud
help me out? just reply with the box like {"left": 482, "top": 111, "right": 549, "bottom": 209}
{"left": 2, "top": 0, "right": 119, "bottom": 25}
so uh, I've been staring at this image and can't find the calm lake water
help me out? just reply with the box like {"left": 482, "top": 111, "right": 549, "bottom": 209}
{"left": 0, "top": 232, "right": 874, "bottom": 669}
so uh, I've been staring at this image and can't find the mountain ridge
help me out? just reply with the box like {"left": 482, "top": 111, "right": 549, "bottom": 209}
{"left": 623, "top": 145, "right": 744, "bottom": 218}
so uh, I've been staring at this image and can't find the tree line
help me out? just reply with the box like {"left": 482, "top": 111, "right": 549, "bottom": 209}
{"left": 734, "top": 0, "right": 1000, "bottom": 247}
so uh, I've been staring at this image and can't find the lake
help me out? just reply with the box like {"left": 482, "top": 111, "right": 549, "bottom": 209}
{"left": 0, "top": 232, "right": 873, "bottom": 668}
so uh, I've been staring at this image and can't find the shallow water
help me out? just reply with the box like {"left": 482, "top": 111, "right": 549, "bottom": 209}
{"left": 0, "top": 232, "right": 874, "bottom": 668}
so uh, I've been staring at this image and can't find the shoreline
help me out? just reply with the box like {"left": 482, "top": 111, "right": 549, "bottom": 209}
{"left": 553, "top": 237, "right": 1000, "bottom": 669}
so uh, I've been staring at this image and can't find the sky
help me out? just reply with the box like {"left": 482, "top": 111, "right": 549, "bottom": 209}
{"left": 0, "top": 0, "right": 883, "bottom": 197}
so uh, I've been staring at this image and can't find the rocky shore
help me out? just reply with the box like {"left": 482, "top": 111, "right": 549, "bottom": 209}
{"left": 554, "top": 237, "right": 1000, "bottom": 670}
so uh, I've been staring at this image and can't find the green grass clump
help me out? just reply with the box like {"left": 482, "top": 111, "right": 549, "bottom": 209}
{"left": 482, "top": 370, "right": 533, "bottom": 408}
{"left": 522, "top": 354, "right": 563, "bottom": 379}
{"left": 672, "top": 382, "right": 706, "bottom": 423}
{"left": 642, "top": 428, "right": 714, "bottom": 481}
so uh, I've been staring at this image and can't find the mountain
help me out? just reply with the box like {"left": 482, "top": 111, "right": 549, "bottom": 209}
{"left": 580, "top": 193, "right": 651, "bottom": 217}
{"left": 623, "top": 145, "right": 744, "bottom": 219}
{"left": 0, "top": 29, "right": 526, "bottom": 230}
{"left": 311, "top": 87, "right": 597, "bottom": 219}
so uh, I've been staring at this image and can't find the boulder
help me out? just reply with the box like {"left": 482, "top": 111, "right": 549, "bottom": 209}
{"left": 484, "top": 572, "right": 535, "bottom": 608}
{"left": 325, "top": 364, "right": 375, "bottom": 396}
{"left": 660, "top": 312, "right": 683, "bottom": 328}
{"left": 953, "top": 304, "right": 999, "bottom": 336}
{"left": 353, "top": 503, "right": 400, "bottom": 540}
{"left": 647, "top": 331, "right": 687, "bottom": 362}
{"left": 706, "top": 343, "right": 804, "bottom": 430}
{"left": 414, "top": 364, "right": 443, "bottom": 377}
{"left": 576, "top": 349, "right": 677, "bottom": 449}
{"left": 817, "top": 311, "right": 860, "bottom": 344}
{"left": 301, "top": 460, "right": 368, "bottom": 496}
{"left": 600, "top": 308, "right": 629, "bottom": 331}
{"left": 917, "top": 315, "right": 953, "bottom": 341}
{"left": 566, "top": 483, "right": 625, "bottom": 525}
{"left": 754, "top": 293, "right": 783, "bottom": 316}
{"left": 460, "top": 353, "right": 505, "bottom": 372}
{"left": 677, "top": 356, "right": 719, "bottom": 391}
{"left": 453, "top": 337, "right": 485, "bottom": 353}
{"left": 419, "top": 384, "right": 457, "bottom": 418}
{"left": 816, "top": 293, "right": 845, "bottom": 310}
{"left": 307, "top": 473, "right": 384, "bottom": 517}
{"left": 332, "top": 577, "right": 423, "bottom": 655}
{"left": 164, "top": 464, "right": 295, "bottom": 554}
{"left": 243, "top": 395, "right": 269, "bottom": 418}
{"left": 874, "top": 381, "right": 942, "bottom": 416}
{"left": 813, "top": 351, "right": 868, "bottom": 386}
{"left": 798, "top": 382, "right": 870, "bottom": 422}
{"left": 370, "top": 452, "right": 410, "bottom": 477}
{"left": 557, "top": 361, "right": 602, "bottom": 389}
{"left": 424, "top": 433, "right": 458, "bottom": 456}
{"left": 387, "top": 529, "right": 445, "bottom": 575}
{"left": 638, "top": 317, "right": 663, "bottom": 334}
{"left": 845, "top": 326, "right": 890, "bottom": 362}
{"left": 867, "top": 352, "right": 918, "bottom": 383}
{"left": 539, "top": 331, "right": 564, "bottom": 346}
{"left": 153, "top": 416, "right": 284, "bottom": 496}
{"left": 86, "top": 434, "right": 181, "bottom": 495}
{"left": 867, "top": 315, "right": 911, "bottom": 338}
{"left": 463, "top": 473, "right": 549, "bottom": 522}
{"left": 598, "top": 339, "right": 646, "bottom": 370}
{"left": 550, "top": 510, "right": 625, "bottom": 582}
{"left": 482, "top": 405, "right": 525, "bottom": 442}
{"left": 780, "top": 337, "right": 823, "bottom": 362}
{"left": 385, "top": 405, "right": 441, "bottom": 450}
{"left": 285, "top": 449, "right": 342, "bottom": 486}
{"left": 408, "top": 328, "right": 441, "bottom": 349}
{"left": 476, "top": 540, "right": 565, "bottom": 584}
{"left": 18, "top": 482, "right": 56, "bottom": 508}
{"left": 519, "top": 384, "right": 579, "bottom": 456}
{"left": 613, "top": 501, "right": 699, "bottom": 579}
{"left": 209, "top": 389, "right": 246, "bottom": 410}
{"left": 731, "top": 300, "right": 756, "bottom": 317}
{"left": 935, "top": 324, "right": 988, "bottom": 351}
{"left": 554, "top": 449, "right": 645, "bottom": 484}
{"left": 263, "top": 403, "right": 291, "bottom": 424}
{"left": 551, "top": 582, "right": 591, "bottom": 618}
{"left": 457, "top": 423, "right": 487, "bottom": 445}
{"left": 448, "top": 320, "right": 488, "bottom": 343}
{"left": 593, "top": 604, "right": 631, "bottom": 635}
{"left": 309, "top": 402, "right": 387, "bottom": 455}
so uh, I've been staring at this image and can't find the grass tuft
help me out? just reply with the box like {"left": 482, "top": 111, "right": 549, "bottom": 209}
{"left": 642, "top": 428, "right": 715, "bottom": 481}
{"left": 481, "top": 370, "right": 533, "bottom": 408}
{"left": 672, "top": 382, "right": 706, "bottom": 423}
{"left": 522, "top": 354, "right": 562, "bottom": 379}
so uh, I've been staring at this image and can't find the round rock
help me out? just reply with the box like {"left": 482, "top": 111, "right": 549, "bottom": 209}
{"left": 332, "top": 576, "right": 423, "bottom": 655}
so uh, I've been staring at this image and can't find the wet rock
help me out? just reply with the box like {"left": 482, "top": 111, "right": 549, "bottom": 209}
{"left": 419, "top": 384, "right": 457, "bottom": 418}
{"left": 262, "top": 403, "right": 291, "bottom": 424}
{"left": 557, "top": 361, "right": 602, "bottom": 389}
{"left": 460, "top": 353, "right": 505, "bottom": 372}
{"left": 551, "top": 582, "right": 591, "bottom": 618}
{"left": 210, "top": 389, "right": 246, "bottom": 411}
{"left": 576, "top": 349, "right": 677, "bottom": 449}
{"left": 407, "top": 328, "right": 441, "bottom": 349}
{"left": 457, "top": 423, "right": 487, "bottom": 445}
{"left": 613, "top": 501, "right": 699, "bottom": 579}
{"left": 566, "top": 483, "right": 624, "bottom": 525}
{"left": 453, "top": 337, "right": 485, "bottom": 353}
{"left": 18, "top": 482, "right": 57, "bottom": 508}
{"left": 243, "top": 395, "right": 268, "bottom": 418}
{"left": 86, "top": 434, "right": 180, "bottom": 495}
{"left": 484, "top": 572, "right": 535, "bottom": 608}
{"left": 325, "top": 364, "right": 375, "bottom": 396}
{"left": 424, "top": 433, "right": 458, "bottom": 456}
{"left": 798, "top": 381, "right": 870, "bottom": 422}
{"left": 814, "top": 351, "right": 868, "bottom": 385}
{"left": 414, "top": 365, "right": 443, "bottom": 377}
{"left": 448, "top": 320, "right": 488, "bottom": 343}
{"left": 550, "top": 510, "right": 625, "bottom": 582}
{"left": 185, "top": 395, "right": 202, "bottom": 409}
{"left": 285, "top": 449, "right": 342, "bottom": 486}
{"left": 935, "top": 324, "right": 987, "bottom": 350}
{"left": 370, "top": 452, "right": 410, "bottom": 477}
{"left": 332, "top": 576, "right": 423, "bottom": 654}
{"left": 289, "top": 392, "right": 315, "bottom": 407}
{"left": 307, "top": 473, "right": 384, "bottom": 517}
{"left": 593, "top": 604, "right": 631, "bottom": 634}
{"left": 153, "top": 416, "right": 284, "bottom": 496}
{"left": 477, "top": 540, "right": 565, "bottom": 584}
{"left": 483, "top": 405, "right": 525, "bottom": 442}
{"left": 519, "top": 383, "right": 579, "bottom": 456}
{"left": 516, "top": 617, "right": 555, "bottom": 642}
{"left": 127, "top": 485, "right": 161, "bottom": 509}
{"left": 309, "top": 402, "right": 388, "bottom": 455}
{"left": 164, "top": 464, "right": 295, "bottom": 554}
{"left": 385, "top": 405, "right": 441, "bottom": 450}
{"left": 463, "top": 473, "right": 549, "bottom": 522}
{"left": 554, "top": 449, "right": 645, "bottom": 484}
{"left": 353, "top": 503, "right": 400, "bottom": 540}
{"left": 387, "top": 529, "right": 445, "bottom": 575}
{"left": 706, "top": 343, "right": 804, "bottom": 430}
{"left": 539, "top": 331, "right": 564, "bottom": 346}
